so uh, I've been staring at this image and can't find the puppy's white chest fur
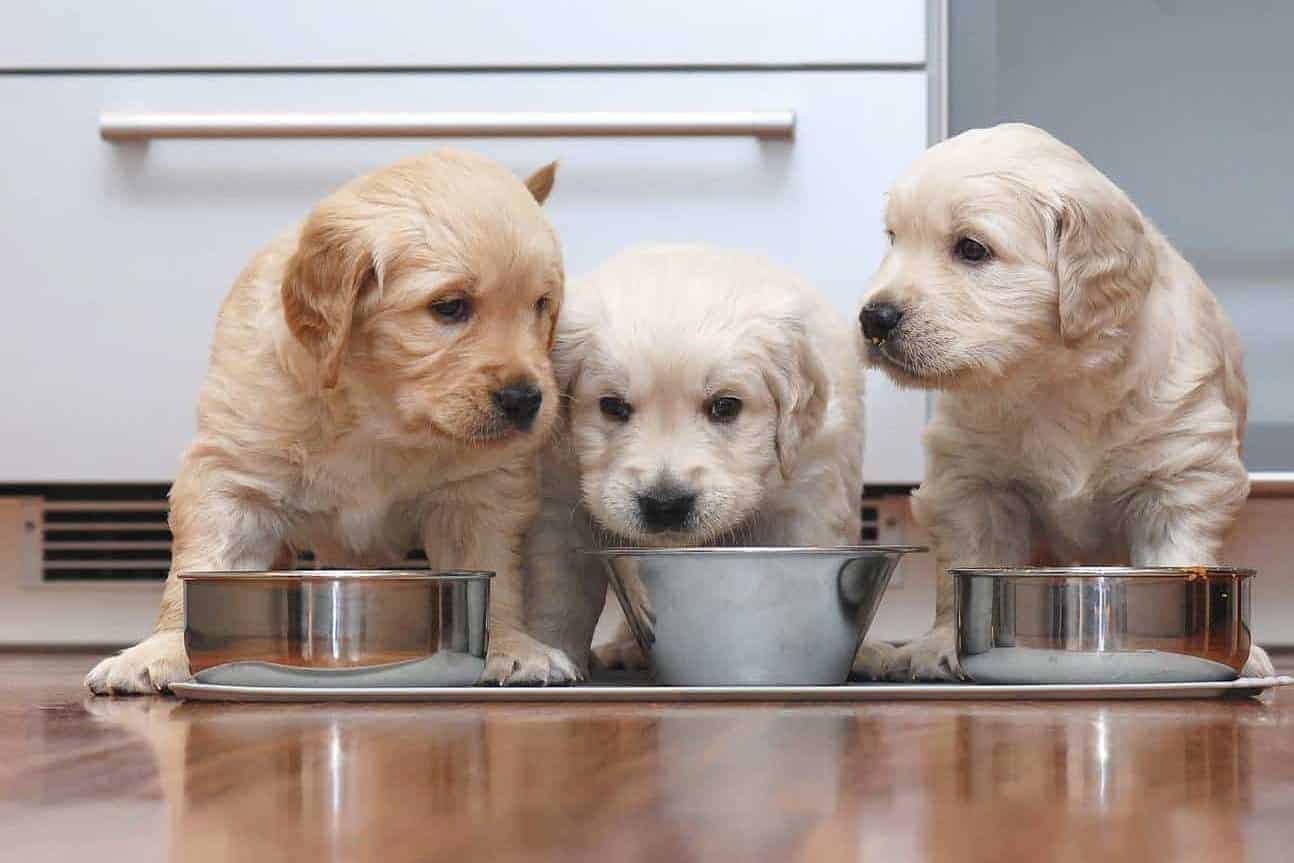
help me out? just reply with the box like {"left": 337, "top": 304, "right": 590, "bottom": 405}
{"left": 942, "top": 388, "right": 1120, "bottom": 559}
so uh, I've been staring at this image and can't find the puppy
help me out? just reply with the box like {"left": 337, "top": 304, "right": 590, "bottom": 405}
{"left": 854, "top": 123, "right": 1271, "bottom": 680}
{"left": 523, "top": 244, "right": 866, "bottom": 674}
{"left": 86, "top": 150, "right": 579, "bottom": 693}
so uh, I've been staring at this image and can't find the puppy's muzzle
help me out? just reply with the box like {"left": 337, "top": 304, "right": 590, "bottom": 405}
{"left": 491, "top": 380, "right": 544, "bottom": 430}
{"left": 636, "top": 484, "right": 697, "bottom": 533}
{"left": 860, "top": 302, "right": 904, "bottom": 344}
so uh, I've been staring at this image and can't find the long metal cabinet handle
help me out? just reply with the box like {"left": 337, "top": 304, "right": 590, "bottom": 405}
{"left": 100, "top": 111, "right": 796, "bottom": 140}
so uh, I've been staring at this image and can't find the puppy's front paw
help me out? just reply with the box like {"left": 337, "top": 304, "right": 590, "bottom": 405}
{"left": 591, "top": 637, "right": 647, "bottom": 671}
{"left": 854, "top": 627, "right": 963, "bottom": 682}
{"left": 1241, "top": 644, "right": 1276, "bottom": 679}
{"left": 481, "top": 631, "right": 582, "bottom": 686}
{"left": 84, "top": 631, "right": 189, "bottom": 695}
{"left": 902, "top": 627, "right": 964, "bottom": 681}
{"left": 851, "top": 640, "right": 902, "bottom": 680}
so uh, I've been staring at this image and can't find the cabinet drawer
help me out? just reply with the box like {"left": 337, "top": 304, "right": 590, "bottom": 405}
{"left": 2, "top": 1, "right": 926, "bottom": 70}
{"left": 0, "top": 70, "right": 927, "bottom": 483}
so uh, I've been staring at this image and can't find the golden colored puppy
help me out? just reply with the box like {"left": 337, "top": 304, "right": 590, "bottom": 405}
{"left": 86, "top": 150, "right": 576, "bottom": 693}
{"left": 855, "top": 124, "right": 1268, "bottom": 680}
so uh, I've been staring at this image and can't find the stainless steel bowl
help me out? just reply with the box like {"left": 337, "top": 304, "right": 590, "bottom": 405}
{"left": 589, "top": 546, "right": 923, "bottom": 686}
{"left": 181, "top": 570, "right": 491, "bottom": 673}
{"left": 954, "top": 566, "right": 1255, "bottom": 684}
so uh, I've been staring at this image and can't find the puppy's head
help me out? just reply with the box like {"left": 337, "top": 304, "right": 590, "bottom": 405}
{"left": 282, "top": 151, "right": 563, "bottom": 449}
{"left": 859, "top": 123, "right": 1157, "bottom": 390}
{"left": 557, "top": 246, "right": 828, "bottom": 546}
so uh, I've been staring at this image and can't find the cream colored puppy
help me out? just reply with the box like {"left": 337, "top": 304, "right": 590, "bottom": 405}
{"left": 855, "top": 123, "right": 1270, "bottom": 680}
{"left": 524, "top": 244, "right": 866, "bottom": 674}
{"left": 86, "top": 150, "right": 578, "bottom": 694}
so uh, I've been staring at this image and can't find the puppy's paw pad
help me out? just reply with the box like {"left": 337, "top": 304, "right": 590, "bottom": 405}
{"left": 1241, "top": 644, "right": 1276, "bottom": 679}
{"left": 481, "top": 635, "right": 582, "bottom": 686}
{"left": 84, "top": 631, "right": 189, "bottom": 695}
{"left": 592, "top": 637, "right": 647, "bottom": 671}
{"left": 850, "top": 640, "right": 901, "bottom": 681}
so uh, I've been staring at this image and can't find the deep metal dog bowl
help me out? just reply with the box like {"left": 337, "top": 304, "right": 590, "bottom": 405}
{"left": 182, "top": 570, "right": 491, "bottom": 673}
{"left": 589, "top": 546, "right": 923, "bottom": 686}
{"left": 954, "top": 566, "right": 1255, "bottom": 684}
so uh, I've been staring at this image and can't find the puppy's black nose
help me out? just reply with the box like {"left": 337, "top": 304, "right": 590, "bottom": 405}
{"left": 860, "top": 302, "right": 904, "bottom": 342}
{"left": 492, "top": 382, "right": 543, "bottom": 429}
{"left": 637, "top": 485, "right": 697, "bottom": 532}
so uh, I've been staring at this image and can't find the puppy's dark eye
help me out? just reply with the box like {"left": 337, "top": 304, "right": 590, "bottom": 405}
{"left": 707, "top": 396, "right": 742, "bottom": 423}
{"left": 535, "top": 295, "right": 552, "bottom": 315}
{"left": 429, "top": 297, "right": 471, "bottom": 323}
{"left": 954, "top": 238, "right": 990, "bottom": 262}
{"left": 599, "top": 396, "right": 632, "bottom": 422}
{"left": 885, "top": 229, "right": 896, "bottom": 244}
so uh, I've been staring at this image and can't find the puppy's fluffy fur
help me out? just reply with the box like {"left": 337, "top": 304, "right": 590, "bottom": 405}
{"left": 524, "top": 244, "right": 867, "bottom": 673}
{"left": 854, "top": 123, "right": 1270, "bottom": 680}
{"left": 86, "top": 150, "right": 577, "bottom": 694}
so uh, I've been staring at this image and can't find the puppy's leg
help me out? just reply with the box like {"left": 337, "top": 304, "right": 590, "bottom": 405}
{"left": 424, "top": 462, "right": 580, "bottom": 685}
{"left": 591, "top": 593, "right": 647, "bottom": 671}
{"left": 1124, "top": 462, "right": 1270, "bottom": 675}
{"left": 85, "top": 476, "right": 283, "bottom": 694}
{"left": 525, "top": 494, "right": 605, "bottom": 678}
{"left": 1123, "top": 463, "right": 1244, "bottom": 567}
{"left": 854, "top": 483, "right": 1032, "bottom": 682}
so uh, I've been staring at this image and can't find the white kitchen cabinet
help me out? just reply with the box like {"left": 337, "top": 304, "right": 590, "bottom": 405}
{"left": 0, "top": 4, "right": 939, "bottom": 644}
{"left": 0, "top": 70, "right": 928, "bottom": 484}
{"left": 1, "top": 1, "right": 926, "bottom": 70}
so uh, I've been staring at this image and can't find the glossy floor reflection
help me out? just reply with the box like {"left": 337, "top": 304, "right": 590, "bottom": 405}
{"left": 2, "top": 655, "right": 1293, "bottom": 862}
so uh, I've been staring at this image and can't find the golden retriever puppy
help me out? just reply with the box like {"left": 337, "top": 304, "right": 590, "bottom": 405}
{"left": 86, "top": 150, "right": 578, "bottom": 694}
{"left": 523, "top": 244, "right": 866, "bottom": 674}
{"left": 854, "top": 123, "right": 1270, "bottom": 680}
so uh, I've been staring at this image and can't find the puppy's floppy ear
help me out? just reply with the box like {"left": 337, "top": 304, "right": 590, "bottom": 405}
{"left": 1053, "top": 170, "right": 1157, "bottom": 345}
{"left": 551, "top": 311, "right": 591, "bottom": 418}
{"left": 763, "top": 320, "right": 830, "bottom": 480}
{"left": 524, "top": 161, "right": 558, "bottom": 205}
{"left": 282, "top": 206, "right": 379, "bottom": 389}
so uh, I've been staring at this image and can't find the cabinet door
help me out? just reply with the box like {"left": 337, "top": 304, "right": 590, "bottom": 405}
{"left": 0, "top": 1, "right": 925, "bottom": 69}
{"left": 0, "top": 70, "right": 927, "bottom": 483}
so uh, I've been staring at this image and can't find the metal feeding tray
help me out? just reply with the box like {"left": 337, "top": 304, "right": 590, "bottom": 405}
{"left": 171, "top": 675, "right": 1291, "bottom": 703}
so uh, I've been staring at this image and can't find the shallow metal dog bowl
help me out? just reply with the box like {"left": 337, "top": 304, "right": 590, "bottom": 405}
{"left": 181, "top": 570, "right": 491, "bottom": 673}
{"left": 954, "top": 566, "right": 1255, "bottom": 684}
{"left": 588, "top": 546, "right": 924, "bottom": 686}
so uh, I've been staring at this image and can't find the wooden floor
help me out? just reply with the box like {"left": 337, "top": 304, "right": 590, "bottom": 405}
{"left": 2, "top": 655, "right": 1293, "bottom": 862}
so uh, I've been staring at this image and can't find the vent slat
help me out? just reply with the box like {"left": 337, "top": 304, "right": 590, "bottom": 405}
{"left": 44, "top": 529, "right": 172, "bottom": 543}
{"left": 43, "top": 522, "right": 170, "bottom": 532}
{"left": 43, "top": 560, "right": 172, "bottom": 570}
{"left": 43, "top": 541, "right": 173, "bottom": 551}
{"left": 44, "top": 510, "right": 169, "bottom": 524}
{"left": 43, "top": 570, "right": 169, "bottom": 582}
{"left": 43, "top": 501, "right": 169, "bottom": 512}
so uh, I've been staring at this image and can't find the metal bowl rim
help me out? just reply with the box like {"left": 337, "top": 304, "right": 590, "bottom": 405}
{"left": 178, "top": 569, "right": 494, "bottom": 582}
{"left": 950, "top": 566, "right": 1255, "bottom": 578}
{"left": 583, "top": 545, "right": 927, "bottom": 557}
